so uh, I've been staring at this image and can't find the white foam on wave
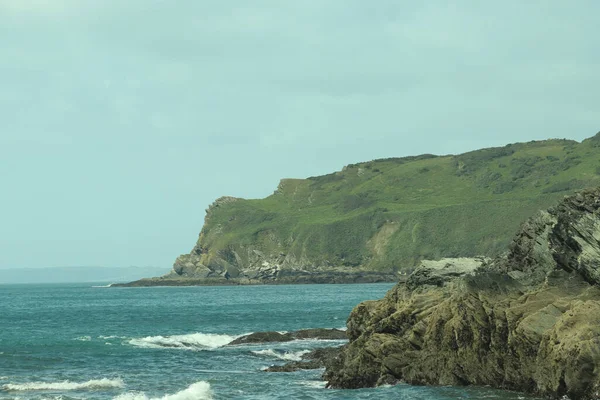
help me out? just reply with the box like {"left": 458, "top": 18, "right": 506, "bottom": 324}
{"left": 251, "top": 349, "right": 310, "bottom": 362}
{"left": 91, "top": 284, "right": 112, "bottom": 288}
{"left": 297, "top": 380, "right": 327, "bottom": 389}
{"left": 129, "top": 333, "right": 237, "bottom": 350}
{"left": 99, "top": 335, "right": 127, "bottom": 340}
{"left": 73, "top": 336, "right": 92, "bottom": 342}
{"left": 113, "top": 381, "right": 212, "bottom": 400}
{"left": 2, "top": 378, "right": 125, "bottom": 391}
{"left": 292, "top": 338, "right": 347, "bottom": 345}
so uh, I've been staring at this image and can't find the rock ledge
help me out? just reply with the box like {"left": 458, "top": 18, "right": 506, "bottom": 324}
{"left": 325, "top": 188, "right": 600, "bottom": 400}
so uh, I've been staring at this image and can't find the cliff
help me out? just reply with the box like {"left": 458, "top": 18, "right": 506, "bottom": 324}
{"left": 324, "top": 187, "right": 600, "bottom": 399}
{"left": 122, "top": 133, "right": 600, "bottom": 286}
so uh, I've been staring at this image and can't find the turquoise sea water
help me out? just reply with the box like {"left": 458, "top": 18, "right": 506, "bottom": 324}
{"left": 0, "top": 283, "right": 539, "bottom": 400}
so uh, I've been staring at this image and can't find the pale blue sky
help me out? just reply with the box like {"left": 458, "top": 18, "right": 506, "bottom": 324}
{"left": 1, "top": 1, "right": 598, "bottom": 269}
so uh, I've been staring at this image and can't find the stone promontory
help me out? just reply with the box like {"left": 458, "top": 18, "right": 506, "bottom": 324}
{"left": 115, "top": 135, "right": 600, "bottom": 287}
{"left": 324, "top": 188, "right": 600, "bottom": 400}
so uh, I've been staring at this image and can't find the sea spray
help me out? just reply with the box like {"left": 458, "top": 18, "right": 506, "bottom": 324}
{"left": 128, "top": 333, "right": 237, "bottom": 350}
{"left": 2, "top": 378, "right": 125, "bottom": 391}
{"left": 113, "top": 381, "right": 212, "bottom": 400}
{"left": 296, "top": 380, "right": 327, "bottom": 389}
{"left": 251, "top": 349, "right": 310, "bottom": 362}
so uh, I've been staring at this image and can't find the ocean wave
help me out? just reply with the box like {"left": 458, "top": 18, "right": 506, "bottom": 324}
{"left": 113, "top": 381, "right": 212, "bottom": 400}
{"left": 297, "top": 380, "right": 327, "bottom": 389}
{"left": 292, "top": 338, "right": 347, "bottom": 345}
{"left": 128, "top": 333, "right": 237, "bottom": 350}
{"left": 2, "top": 378, "right": 124, "bottom": 391}
{"left": 73, "top": 336, "right": 92, "bottom": 342}
{"left": 251, "top": 349, "right": 310, "bottom": 361}
{"left": 91, "top": 284, "right": 112, "bottom": 288}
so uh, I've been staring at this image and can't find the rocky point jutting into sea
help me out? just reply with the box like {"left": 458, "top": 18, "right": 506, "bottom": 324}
{"left": 118, "top": 133, "right": 600, "bottom": 287}
{"left": 323, "top": 187, "right": 600, "bottom": 400}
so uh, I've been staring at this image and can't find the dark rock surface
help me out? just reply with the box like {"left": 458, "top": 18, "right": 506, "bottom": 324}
{"left": 229, "top": 331, "right": 293, "bottom": 345}
{"left": 264, "top": 347, "right": 343, "bottom": 372}
{"left": 292, "top": 329, "right": 348, "bottom": 340}
{"left": 228, "top": 328, "right": 347, "bottom": 346}
{"left": 324, "top": 188, "right": 600, "bottom": 400}
{"left": 112, "top": 272, "right": 400, "bottom": 287}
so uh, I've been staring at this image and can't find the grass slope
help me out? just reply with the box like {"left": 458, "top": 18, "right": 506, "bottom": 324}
{"left": 193, "top": 133, "right": 600, "bottom": 273}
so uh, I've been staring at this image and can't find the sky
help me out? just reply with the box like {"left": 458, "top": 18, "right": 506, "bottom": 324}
{"left": 0, "top": 1, "right": 598, "bottom": 269}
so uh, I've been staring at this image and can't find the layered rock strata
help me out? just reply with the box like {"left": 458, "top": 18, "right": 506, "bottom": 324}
{"left": 324, "top": 188, "right": 600, "bottom": 400}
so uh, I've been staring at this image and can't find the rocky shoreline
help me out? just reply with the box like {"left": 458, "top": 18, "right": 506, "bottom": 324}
{"left": 323, "top": 188, "right": 600, "bottom": 400}
{"left": 116, "top": 135, "right": 600, "bottom": 289}
{"left": 112, "top": 272, "right": 401, "bottom": 287}
{"left": 222, "top": 328, "right": 346, "bottom": 373}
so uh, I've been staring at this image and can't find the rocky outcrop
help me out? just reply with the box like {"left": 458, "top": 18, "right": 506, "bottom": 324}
{"left": 119, "top": 135, "right": 600, "bottom": 287}
{"left": 116, "top": 268, "right": 400, "bottom": 287}
{"left": 405, "top": 257, "right": 488, "bottom": 290}
{"left": 229, "top": 331, "right": 293, "bottom": 345}
{"left": 265, "top": 347, "right": 343, "bottom": 372}
{"left": 324, "top": 188, "right": 600, "bottom": 400}
{"left": 228, "top": 328, "right": 347, "bottom": 346}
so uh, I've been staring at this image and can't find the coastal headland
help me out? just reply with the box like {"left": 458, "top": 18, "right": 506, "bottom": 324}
{"left": 119, "top": 133, "right": 600, "bottom": 287}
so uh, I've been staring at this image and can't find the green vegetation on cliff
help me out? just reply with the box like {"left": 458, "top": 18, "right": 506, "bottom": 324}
{"left": 180, "top": 133, "right": 600, "bottom": 277}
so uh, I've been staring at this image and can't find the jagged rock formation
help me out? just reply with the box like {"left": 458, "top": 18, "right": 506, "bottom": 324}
{"left": 324, "top": 188, "right": 600, "bottom": 400}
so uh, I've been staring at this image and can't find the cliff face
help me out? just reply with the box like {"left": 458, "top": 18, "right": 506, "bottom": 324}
{"left": 122, "top": 134, "right": 600, "bottom": 286}
{"left": 324, "top": 188, "right": 600, "bottom": 399}
{"left": 162, "top": 194, "right": 399, "bottom": 284}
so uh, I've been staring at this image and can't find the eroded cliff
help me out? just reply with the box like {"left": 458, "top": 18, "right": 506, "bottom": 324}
{"left": 324, "top": 188, "right": 600, "bottom": 399}
{"left": 120, "top": 134, "right": 600, "bottom": 286}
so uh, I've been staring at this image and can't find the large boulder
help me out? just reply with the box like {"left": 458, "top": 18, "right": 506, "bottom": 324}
{"left": 325, "top": 188, "right": 600, "bottom": 400}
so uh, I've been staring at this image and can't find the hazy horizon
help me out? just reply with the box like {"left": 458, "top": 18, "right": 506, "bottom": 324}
{"left": 2, "top": 1, "right": 598, "bottom": 269}
{"left": 0, "top": 265, "right": 171, "bottom": 284}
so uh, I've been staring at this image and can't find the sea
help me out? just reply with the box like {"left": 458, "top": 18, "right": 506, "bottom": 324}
{"left": 0, "top": 283, "right": 540, "bottom": 400}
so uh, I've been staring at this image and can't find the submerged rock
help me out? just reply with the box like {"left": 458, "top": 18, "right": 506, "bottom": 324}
{"left": 292, "top": 329, "right": 348, "bottom": 340}
{"left": 324, "top": 188, "right": 600, "bottom": 400}
{"left": 265, "top": 347, "right": 343, "bottom": 372}
{"left": 228, "top": 328, "right": 347, "bottom": 346}
{"left": 229, "top": 331, "right": 293, "bottom": 345}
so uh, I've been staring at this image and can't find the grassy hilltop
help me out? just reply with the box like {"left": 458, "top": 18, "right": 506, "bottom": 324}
{"left": 173, "top": 132, "right": 600, "bottom": 280}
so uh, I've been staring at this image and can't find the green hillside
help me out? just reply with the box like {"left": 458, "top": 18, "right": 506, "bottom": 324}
{"left": 174, "top": 133, "right": 600, "bottom": 280}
